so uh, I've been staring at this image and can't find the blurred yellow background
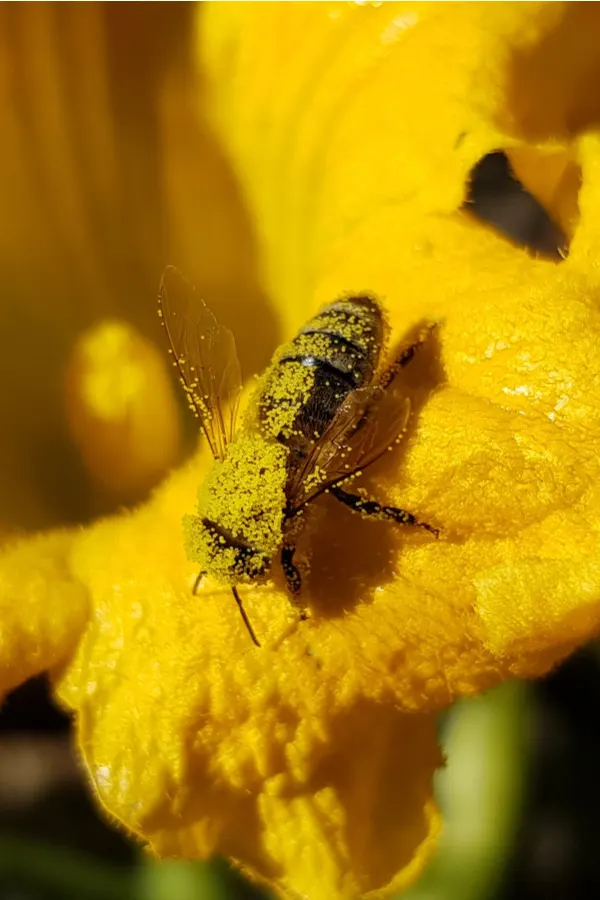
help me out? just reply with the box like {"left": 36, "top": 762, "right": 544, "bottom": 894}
{"left": 0, "top": 3, "right": 278, "bottom": 532}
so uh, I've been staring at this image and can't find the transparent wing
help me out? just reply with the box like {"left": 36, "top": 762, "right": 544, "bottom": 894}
{"left": 158, "top": 266, "right": 242, "bottom": 460}
{"left": 287, "top": 379, "right": 412, "bottom": 513}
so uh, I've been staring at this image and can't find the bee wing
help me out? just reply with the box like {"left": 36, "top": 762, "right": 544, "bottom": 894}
{"left": 158, "top": 266, "right": 242, "bottom": 461}
{"left": 288, "top": 380, "right": 412, "bottom": 512}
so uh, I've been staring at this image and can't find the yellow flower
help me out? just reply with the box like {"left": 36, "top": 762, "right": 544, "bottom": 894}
{"left": 0, "top": 3, "right": 272, "bottom": 531}
{"left": 2, "top": 3, "right": 600, "bottom": 898}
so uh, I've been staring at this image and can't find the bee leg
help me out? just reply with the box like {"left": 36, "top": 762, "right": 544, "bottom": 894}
{"left": 378, "top": 324, "right": 438, "bottom": 390}
{"left": 281, "top": 545, "right": 309, "bottom": 621}
{"left": 330, "top": 485, "right": 439, "bottom": 537}
{"left": 232, "top": 586, "right": 261, "bottom": 647}
{"left": 192, "top": 571, "right": 207, "bottom": 595}
{"left": 281, "top": 544, "right": 301, "bottom": 594}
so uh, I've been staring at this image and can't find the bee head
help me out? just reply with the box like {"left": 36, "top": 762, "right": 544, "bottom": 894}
{"left": 194, "top": 516, "right": 272, "bottom": 584}
{"left": 185, "top": 432, "right": 287, "bottom": 585}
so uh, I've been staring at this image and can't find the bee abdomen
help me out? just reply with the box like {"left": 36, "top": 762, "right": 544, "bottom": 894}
{"left": 278, "top": 352, "right": 360, "bottom": 389}
{"left": 301, "top": 295, "right": 383, "bottom": 354}
{"left": 285, "top": 294, "right": 384, "bottom": 387}
{"left": 257, "top": 295, "right": 385, "bottom": 454}
{"left": 299, "top": 329, "right": 368, "bottom": 360}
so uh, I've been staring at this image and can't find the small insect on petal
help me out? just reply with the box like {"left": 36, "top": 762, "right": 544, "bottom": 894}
{"left": 161, "top": 273, "right": 439, "bottom": 646}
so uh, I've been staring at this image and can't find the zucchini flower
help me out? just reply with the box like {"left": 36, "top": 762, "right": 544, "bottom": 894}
{"left": 2, "top": 4, "right": 600, "bottom": 898}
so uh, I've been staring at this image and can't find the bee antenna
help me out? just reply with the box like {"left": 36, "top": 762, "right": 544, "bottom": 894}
{"left": 232, "top": 586, "right": 261, "bottom": 647}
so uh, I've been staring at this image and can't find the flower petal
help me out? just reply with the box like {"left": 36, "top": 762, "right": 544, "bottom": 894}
{"left": 0, "top": 4, "right": 164, "bottom": 528}
{"left": 0, "top": 530, "right": 87, "bottom": 698}
{"left": 200, "top": 2, "right": 600, "bottom": 331}
{"left": 255, "top": 710, "right": 441, "bottom": 900}
{"left": 198, "top": 1, "right": 600, "bottom": 689}
{"left": 4, "top": 5, "right": 600, "bottom": 899}
{"left": 44, "top": 459, "right": 440, "bottom": 896}
{"left": 65, "top": 319, "right": 182, "bottom": 505}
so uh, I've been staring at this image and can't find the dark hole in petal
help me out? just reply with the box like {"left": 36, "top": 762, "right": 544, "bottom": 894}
{"left": 464, "top": 151, "right": 568, "bottom": 261}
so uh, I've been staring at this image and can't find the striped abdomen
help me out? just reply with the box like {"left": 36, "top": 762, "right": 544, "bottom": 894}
{"left": 258, "top": 296, "right": 385, "bottom": 457}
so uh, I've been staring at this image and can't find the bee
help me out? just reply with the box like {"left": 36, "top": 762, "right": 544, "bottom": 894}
{"left": 158, "top": 267, "right": 439, "bottom": 647}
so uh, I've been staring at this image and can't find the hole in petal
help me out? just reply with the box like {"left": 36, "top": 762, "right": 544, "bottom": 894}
{"left": 508, "top": 146, "right": 581, "bottom": 247}
{"left": 474, "top": 6, "right": 599, "bottom": 254}
{"left": 464, "top": 152, "right": 570, "bottom": 260}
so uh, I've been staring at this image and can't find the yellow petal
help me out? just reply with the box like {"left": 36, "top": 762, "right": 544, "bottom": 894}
{"left": 32, "top": 456, "right": 440, "bottom": 898}
{"left": 4, "top": 5, "right": 600, "bottom": 900}
{"left": 200, "top": 2, "right": 600, "bottom": 331}
{"left": 0, "top": 6, "right": 258, "bottom": 528}
{"left": 0, "top": 5, "right": 163, "bottom": 528}
{"left": 65, "top": 319, "right": 182, "bottom": 506}
{"left": 0, "top": 530, "right": 87, "bottom": 698}
{"left": 255, "top": 712, "right": 441, "bottom": 900}
{"left": 198, "top": 1, "right": 600, "bottom": 688}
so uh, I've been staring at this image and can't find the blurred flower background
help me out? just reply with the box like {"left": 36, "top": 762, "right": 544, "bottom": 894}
{"left": 1, "top": 3, "right": 600, "bottom": 899}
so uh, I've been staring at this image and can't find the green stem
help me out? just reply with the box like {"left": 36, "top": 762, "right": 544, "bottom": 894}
{"left": 0, "top": 834, "right": 251, "bottom": 900}
{"left": 401, "top": 680, "right": 532, "bottom": 900}
{"left": 134, "top": 859, "right": 233, "bottom": 900}
{"left": 0, "top": 831, "right": 134, "bottom": 898}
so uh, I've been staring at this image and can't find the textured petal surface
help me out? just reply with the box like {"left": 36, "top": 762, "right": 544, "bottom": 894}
{"left": 200, "top": 0, "right": 600, "bottom": 680}
{"left": 3, "top": 3, "right": 600, "bottom": 899}
{"left": 0, "top": 531, "right": 87, "bottom": 698}
{"left": 201, "top": 2, "right": 600, "bottom": 327}
{"left": 47, "top": 454, "right": 443, "bottom": 898}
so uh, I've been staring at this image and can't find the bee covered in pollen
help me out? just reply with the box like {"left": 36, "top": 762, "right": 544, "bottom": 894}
{"left": 158, "top": 267, "right": 439, "bottom": 647}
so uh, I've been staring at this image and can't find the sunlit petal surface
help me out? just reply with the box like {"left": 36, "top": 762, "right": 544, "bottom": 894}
{"left": 1, "top": 3, "right": 600, "bottom": 897}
